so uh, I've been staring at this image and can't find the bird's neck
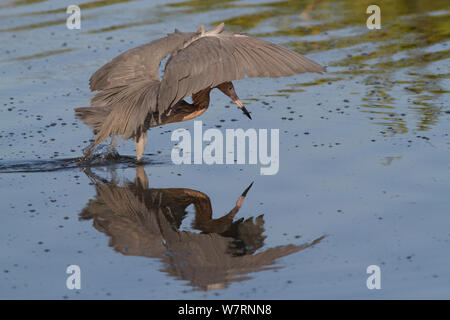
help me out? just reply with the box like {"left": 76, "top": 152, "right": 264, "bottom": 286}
{"left": 192, "top": 87, "right": 212, "bottom": 107}
{"left": 148, "top": 88, "right": 212, "bottom": 127}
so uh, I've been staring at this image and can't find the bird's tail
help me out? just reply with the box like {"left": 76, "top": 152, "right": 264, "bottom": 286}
{"left": 75, "top": 81, "right": 160, "bottom": 163}
{"left": 75, "top": 106, "right": 112, "bottom": 136}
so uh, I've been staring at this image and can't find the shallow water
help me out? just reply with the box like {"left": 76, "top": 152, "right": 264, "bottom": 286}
{"left": 1, "top": 0, "right": 449, "bottom": 299}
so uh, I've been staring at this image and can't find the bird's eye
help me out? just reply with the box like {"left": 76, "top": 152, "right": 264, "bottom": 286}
{"left": 229, "top": 87, "right": 232, "bottom": 90}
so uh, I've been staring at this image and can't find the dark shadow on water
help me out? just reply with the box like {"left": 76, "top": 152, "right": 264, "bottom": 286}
{"left": 0, "top": 152, "right": 167, "bottom": 173}
{"left": 78, "top": 166, "right": 325, "bottom": 291}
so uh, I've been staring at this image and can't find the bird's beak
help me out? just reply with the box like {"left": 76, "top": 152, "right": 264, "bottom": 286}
{"left": 232, "top": 97, "right": 252, "bottom": 120}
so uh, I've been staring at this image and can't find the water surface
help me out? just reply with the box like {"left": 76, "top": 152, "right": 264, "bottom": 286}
{"left": 0, "top": 0, "right": 449, "bottom": 299}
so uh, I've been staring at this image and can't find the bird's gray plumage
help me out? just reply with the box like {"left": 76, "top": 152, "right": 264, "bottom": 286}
{"left": 76, "top": 31, "right": 197, "bottom": 145}
{"left": 89, "top": 31, "right": 197, "bottom": 90}
{"left": 158, "top": 33, "right": 325, "bottom": 113}
{"left": 75, "top": 23, "right": 325, "bottom": 153}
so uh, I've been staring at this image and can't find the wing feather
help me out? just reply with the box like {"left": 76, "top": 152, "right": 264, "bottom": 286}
{"left": 89, "top": 31, "right": 197, "bottom": 91}
{"left": 158, "top": 33, "right": 325, "bottom": 113}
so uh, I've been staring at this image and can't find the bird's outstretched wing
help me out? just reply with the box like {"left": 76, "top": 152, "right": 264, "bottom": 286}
{"left": 157, "top": 33, "right": 325, "bottom": 113}
{"left": 89, "top": 31, "right": 197, "bottom": 91}
{"left": 81, "top": 31, "right": 197, "bottom": 145}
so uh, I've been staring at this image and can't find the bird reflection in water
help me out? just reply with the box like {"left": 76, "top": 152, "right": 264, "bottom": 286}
{"left": 79, "top": 166, "right": 324, "bottom": 291}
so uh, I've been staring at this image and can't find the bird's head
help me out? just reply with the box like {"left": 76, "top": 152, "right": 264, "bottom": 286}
{"left": 216, "top": 82, "right": 251, "bottom": 120}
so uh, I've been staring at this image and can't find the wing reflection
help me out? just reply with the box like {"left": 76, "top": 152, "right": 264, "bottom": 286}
{"left": 79, "top": 166, "right": 324, "bottom": 291}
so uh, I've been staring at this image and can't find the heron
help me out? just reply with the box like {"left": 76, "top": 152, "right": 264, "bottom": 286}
{"left": 75, "top": 22, "right": 325, "bottom": 162}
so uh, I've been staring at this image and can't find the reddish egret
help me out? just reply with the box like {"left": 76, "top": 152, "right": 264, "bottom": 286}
{"left": 75, "top": 23, "right": 325, "bottom": 161}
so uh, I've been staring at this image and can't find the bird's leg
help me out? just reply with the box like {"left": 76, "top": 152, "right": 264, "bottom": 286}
{"left": 77, "top": 142, "right": 95, "bottom": 165}
{"left": 135, "top": 131, "right": 148, "bottom": 162}
{"left": 135, "top": 165, "right": 149, "bottom": 189}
